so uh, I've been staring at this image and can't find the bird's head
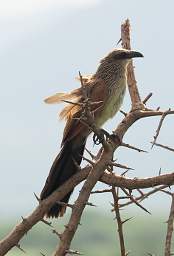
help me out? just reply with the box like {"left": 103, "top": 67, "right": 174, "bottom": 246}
{"left": 101, "top": 48, "right": 143, "bottom": 66}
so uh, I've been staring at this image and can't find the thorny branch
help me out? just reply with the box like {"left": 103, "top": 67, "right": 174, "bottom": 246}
{"left": 165, "top": 193, "right": 174, "bottom": 256}
{"left": 121, "top": 19, "right": 143, "bottom": 110}
{"left": 112, "top": 187, "right": 126, "bottom": 256}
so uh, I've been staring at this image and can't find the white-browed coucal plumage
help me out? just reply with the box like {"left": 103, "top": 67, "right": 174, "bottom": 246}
{"left": 40, "top": 48, "right": 143, "bottom": 218}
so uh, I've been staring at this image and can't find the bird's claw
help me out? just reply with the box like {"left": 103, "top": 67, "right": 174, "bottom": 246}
{"left": 93, "top": 129, "right": 115, "bottom": 145}
{"left": 93, "top": 129, "right": 122, "bottom": 146}
{"left": 93, "top": 129, "right": 111, "bottom": 145}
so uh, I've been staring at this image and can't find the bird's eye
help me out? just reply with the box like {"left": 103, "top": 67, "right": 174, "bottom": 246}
{"left": 114, "top": 52, "right": 127, "bottom": 60}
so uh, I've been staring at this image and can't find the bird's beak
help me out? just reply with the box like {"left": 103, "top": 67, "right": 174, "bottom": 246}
{"left": 127, "top": 51, "right": 144, "bottom": 58}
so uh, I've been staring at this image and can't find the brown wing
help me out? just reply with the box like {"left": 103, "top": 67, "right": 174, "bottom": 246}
{"left": 61, "top": 78, "right": 108, "bottom": 145}
{"left": 44, "top": 75, "right": 92, "bottom": 104}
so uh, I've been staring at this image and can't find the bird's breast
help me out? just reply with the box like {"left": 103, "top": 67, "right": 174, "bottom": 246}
{"left": 95, "top": 80, "right": 126, "bottom": 127}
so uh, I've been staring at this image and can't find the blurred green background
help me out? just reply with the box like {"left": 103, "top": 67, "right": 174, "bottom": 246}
{"left": 1, "top": 208, "right": 172, "bottom": 256}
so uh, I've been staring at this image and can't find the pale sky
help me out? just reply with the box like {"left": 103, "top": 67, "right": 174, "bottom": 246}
{"left": 0, "top": 0, "right": 174, "bottom": 219}
{"left": 0, "top": 0, "right": 100, "bottom": 17}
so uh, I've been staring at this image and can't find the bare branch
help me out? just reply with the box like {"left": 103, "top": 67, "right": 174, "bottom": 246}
{"left": 151, "top": 109, "right": 171, "bottom": 148}
{"left": 53, "top": 144, "right": 113, "bottom": 256}
{"left": 121, "top": 18, "right": 144, "bottom": 110}
{"left": 121, "top": 142, "right": 147, "bottom": 153}
{"left": 91, "top": 188, "right": 112, "bottom": 194}
{"left": 112, "top": 187, "right": 126, "bottom": 256}
{"left": 152, "top": 142, "right": 174, "bottom": 153}
{"left": 119, "top": 185, "right": 169, "bottom": 209}
{"left": 165, "top": 194, "right": 174, "bottom": 256}
{"left": 109, "top": 160, "right": 134, "bottom": 171}
{"left": 121, "top": 188, "right": 151, "bottom": 214}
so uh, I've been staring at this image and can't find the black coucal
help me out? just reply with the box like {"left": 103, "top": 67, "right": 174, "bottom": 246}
{"left": 40, "top": 48, "right": 143, "bottom": 218}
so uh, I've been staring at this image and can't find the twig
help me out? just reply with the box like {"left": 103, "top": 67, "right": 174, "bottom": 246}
{"left": 65, "top": 249, "right": 83, "bottom": 255}
{"left": 111, "top": 187, "right": 126, "bottom": 256}
{"left": 91, "top": 189, "right": 112, "bottom": 194}
{"left": 52, "top": 229, "right": 62, "bottom": 240}
{"left": 152, "top": 142, "right": 174, "bottom": 153}
{"left": 151, "top": 109, "right": 171, "bottom": 148}
{"left": 165, "top": 193, "right": 174, "bottom": 256}
{"left": 121, "top": 188, "right": 151, "bottom": 214}
{"left": 118, "top": 185, "right": 169, "bottom": 209}
{"left": 109, "top": 161, "right": 134, "bottom": 170}
{"left": 41, "top": 219, "right": 53, "bottom": 227}
{"left": 121, "top": 142, "right": 147, "bottom": 153}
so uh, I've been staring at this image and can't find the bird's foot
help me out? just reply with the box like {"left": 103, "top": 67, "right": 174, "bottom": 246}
{"left": 93, "top": 129, "right": 122, "bottom": 146}
{"left": 93, "top": 128, "right": 110, "bottom": 145}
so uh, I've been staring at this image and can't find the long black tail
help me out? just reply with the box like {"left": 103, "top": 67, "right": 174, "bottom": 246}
{"left": 40, "top": 139, "right": 86, "bottom": 218}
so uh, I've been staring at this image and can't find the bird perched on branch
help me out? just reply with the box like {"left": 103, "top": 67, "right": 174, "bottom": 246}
{"left": 40, "top": 48, "right": 143, "bottom": 218}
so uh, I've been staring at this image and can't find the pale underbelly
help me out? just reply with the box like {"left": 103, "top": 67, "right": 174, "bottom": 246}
{"left": 95, "top": 86, "right": 126, "bottom": 127}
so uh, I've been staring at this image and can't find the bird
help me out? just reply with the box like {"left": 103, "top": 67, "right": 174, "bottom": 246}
{"left": 40, "top": 48, "right": 143, "bottom": 218}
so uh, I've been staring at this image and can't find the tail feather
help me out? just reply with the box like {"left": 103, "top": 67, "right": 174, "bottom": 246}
{"left": 40, "top": 139, "right": 86, "bottom": 218}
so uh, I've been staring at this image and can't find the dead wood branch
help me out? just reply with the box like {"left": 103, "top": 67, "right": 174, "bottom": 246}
{"left": 165, "top": 193, "right": 174, "bottom": 256}
{"left": 112, "top": 187, "right": 126, "bottom": 256}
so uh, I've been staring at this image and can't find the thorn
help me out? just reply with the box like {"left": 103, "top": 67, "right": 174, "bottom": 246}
{"left": 34, "top": 192, "right": 41, "bottom": 203}
{"left": 121, "top": 170, "right": 130, "bottom": 176}
{"left": 61, "top": 99, "right": 82, "bottom": 106}
{"left": 52, "top": 229, "right": 62, "bottom": 239}
{"left": 57, "top": 201, "right": 74, "bottom": 208}
{"left": 86, "top": 202, "right": 97, "bottom": 207}
{"left": 40, "top": 252, "right": 46, "bottom": 256}
{"left": 85, "top": 147, "right": 96, "bottom": 160}
{"left": 120, "top": 109, "right": 127, "bottom": 116}
{"left": 81, "top": 155, "right": 94, "bottom": 166}
{"left": 159, "top": 167, "right": 162, "bottom": 176}
{"left": 118, "top": 196, "right": 130, "bottom": 200}
{"left": 125, "top": 251, "right": 131, "bottom": 256}
{"left": 65, "top": 249, "right": 83, "bottom": 255}
{"left": 121, "top": 142, "right": 148, "bottom": 153}
{"left": 143, "top": 92, "right": 153, "bottom": 104}
{"left": 146, "top": 252, "right": 154, "bottom": 256}
{"left": 16, "top": 244, "right": 26, "bottom": 253}
{"left": 137, "top": 189, "right": 144, "bottom": 197}
{"left": 109, "top": 161, "right": 134, "bottom": 171}
{"left": 116, "top": 37, "right": 122, "bottom": 45}
{"left": 161, "top": 189, "right": 173, "bottom": 196}
{"left": 41, "top": 219, "right": 53, "bottom": 227}
{"left": 21, "top": 216, "right": 27, "bottom": 222}
{"left": 121, "top": 216, "right": 133, "bottom": 224}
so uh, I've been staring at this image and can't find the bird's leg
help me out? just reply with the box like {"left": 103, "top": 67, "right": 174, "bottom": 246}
{"left": 93, "top": 128, "right": 110, "bottom": 145}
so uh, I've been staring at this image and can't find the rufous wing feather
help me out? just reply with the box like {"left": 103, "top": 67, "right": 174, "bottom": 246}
{"left": 44, "top": 93, "right": 69, "bottom": 104}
